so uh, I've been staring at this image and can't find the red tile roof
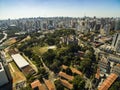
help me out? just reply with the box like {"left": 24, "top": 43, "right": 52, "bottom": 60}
{"left": 70, "top": 67, "right": 82, "bottom": 76}
{"left": 95, "top": 68, "right": 100, "bottom": 79}
{"left": 60, "top": 79, "right": 73, "bottom": 89}
{"left": 58, "top": 71, "right": 74, "bottom": 81}
{"left": 31, "top": 80, "right": 45, "bottom": 90}
{"left": 61, "top": 65, "right": 82, "bottom": 76}
{"left": 44, "top": 79, "right": 55, "bottom": 90}
{"left": 61, "top": 65, "right": 68, "bottom": 70}
{"left": 98, "top": 73, "right": 118, "bottom": 90}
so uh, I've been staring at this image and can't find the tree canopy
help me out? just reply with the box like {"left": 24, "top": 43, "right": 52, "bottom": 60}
{"left": 73, "top": 75, "right": 85, "bottom": 90}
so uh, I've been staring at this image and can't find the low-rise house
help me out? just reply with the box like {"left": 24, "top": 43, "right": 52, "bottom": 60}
{"left": 70, "top": 67, "right": 82, "bottom": 76}
{"left": 43, "top": 79, "right": 55, "bottom": 90}
{"left": 59, "top": 79, "right": 73, "bottom": 89}
{"left": 61, "top": 65, "right": 68, "bottom": 70}
{"left": 31, "top": 80, "right": 46, "bottom": 90}
{"left": 61, "top": 65, "right": 83, "bottom": 76}
{"left": 58, "top": 71, "right": 74, "bottom": 81}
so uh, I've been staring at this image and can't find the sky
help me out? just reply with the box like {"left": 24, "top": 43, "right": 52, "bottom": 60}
{"left": 0, "top": 0, "right": 120, "bottom": 19}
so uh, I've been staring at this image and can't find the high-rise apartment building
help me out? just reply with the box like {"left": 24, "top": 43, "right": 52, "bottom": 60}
{"left": 112, "top": 33, "right": 120, "bottom": 53}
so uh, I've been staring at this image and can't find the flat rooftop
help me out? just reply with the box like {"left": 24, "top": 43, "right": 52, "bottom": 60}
{"left": 11, "top": 53, "right": 29, "bottom": 69}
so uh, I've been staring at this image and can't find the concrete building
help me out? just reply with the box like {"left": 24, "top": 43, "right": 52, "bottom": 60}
{"left": 108, "top": 56, "right": 120, "bottom": 63}
{"left": 4, "top": 63, "right": 12, "bottom": 81}
{"left": 98, "top": 57, "right": 110, "bottom": 74}
{"left": 111, "top": 64, "right": 120, "bottom": 76}
{"left": 0, "top": 62, "right": 9, "bottom": 86}
{"left": 31, "top": 80, "right": 46, "bottom": 90}
{"left": 98, "top": 73, "right": 118, "bottom": 90}
{"left": 112, "top": 33, "right": 120, "bottom": 53}
{"left": 104, "top": 24, "right": 110, "bottom": 35}
{"left": 11, "top": 53, "right": 29, "bottom": 70}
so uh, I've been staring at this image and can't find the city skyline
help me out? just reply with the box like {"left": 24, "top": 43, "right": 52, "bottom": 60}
{"left": 0, "top": 0, "right": 120, "bottom": 20}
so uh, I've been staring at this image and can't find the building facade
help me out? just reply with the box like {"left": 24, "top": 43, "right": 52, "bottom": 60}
{"left": 0, "top": 62, "right": 9, "bottom": 86}
{"left": 112, "top": 33, "right": 120, "bottom": 53}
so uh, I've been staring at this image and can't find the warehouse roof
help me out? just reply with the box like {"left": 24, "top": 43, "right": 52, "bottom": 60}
{"left": 11, "top": 53, "right": 29, "bottom": 69}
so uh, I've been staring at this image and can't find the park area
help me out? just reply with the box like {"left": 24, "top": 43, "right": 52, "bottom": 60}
{"left": 32, "top": 45, "right": 57, "bottom": 55}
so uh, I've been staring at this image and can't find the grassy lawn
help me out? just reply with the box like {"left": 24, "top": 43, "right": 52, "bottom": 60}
{"left": 5, "top": 52, "right": 11, "bottom": 61}
{"left": 32, "top": 45, "right": 57, "bottom": 55}
{"left": 10, "top": 62, "right": 19, "bottom": 71}
{"left": 9, "top": 62, "right": 26, "bottom": 83}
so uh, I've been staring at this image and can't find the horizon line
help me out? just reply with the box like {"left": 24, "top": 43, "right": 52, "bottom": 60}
{"left": 0, "top": 16, "right": 120, "bottom": 20}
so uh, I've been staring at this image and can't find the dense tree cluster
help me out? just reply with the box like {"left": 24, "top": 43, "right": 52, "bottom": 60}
{"left": 42, "top": 44, "right": 81, "bottom": 73}
{"left": 109, "top": 79, "right": 120, "bottom": 90}
{"left": 73, "top": 75, "right": 85, "bottom": 90}
{"left": 0, "top": 33, "right": 4, "bottom": 40}
{"left": 54, "top": 80, "right": 64, "bottom": 90}
{"left": 42, "top": 43, "right": 97, "bottom": 77}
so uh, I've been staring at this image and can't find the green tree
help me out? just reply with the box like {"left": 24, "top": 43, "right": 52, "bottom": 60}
{"left": 20, "top": 85, "right": 32, "bottom": 90}
{"left": 73, "top": 75, "right": 85, "bottom": 90}
{"left": 66, "top": 67, "right": 73, "bottom": 75}
{"left": 55, "top": 80, "right": 64, "bottom": 90}
{"left": 42, "top": 49, "right": 56, "bottom": 65}
{"left": 109, "top": 81, "right": 120, "bottom": 90}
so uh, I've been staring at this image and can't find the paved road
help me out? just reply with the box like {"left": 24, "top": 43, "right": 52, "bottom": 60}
{"left": 40, "top": 57, "right": 56, "bottom": 90}
{"left": 0, "top": 31, "right": 7, "bottom": 44}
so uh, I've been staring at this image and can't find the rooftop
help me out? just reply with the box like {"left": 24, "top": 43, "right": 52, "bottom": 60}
{"left": 43, "top": 79, "right": 55, "bottom": 90}
{"left": 60, "top": 79, "right": 73, "bottom": 89}
{"left": 22, "top": 65, "right": 35, "bottom": 76}
{"left": 108, "top": 56, "right": 120, "bottom": 63}
{"left": 11, "top": 53, "right": 29, "bottom": 69}
{"left": 31, "top": 80, "right": 46, "bottom": 90}
{"left": 95, "top": 68, "right": 100, "bottom": 79}
{"left": 98, "top": 73, "right": 118, "bottom": 90}
{"left": 61, "top": 65, "right": 68, "bottom": 70}
{"left": 58, "top": 71, "right": 74, "bottom": 81}
{"left": 70, "top": 67, "right": 83, "bottom": 76}
{"left": 61, "top": 65, "right": 83, "bottom": 76}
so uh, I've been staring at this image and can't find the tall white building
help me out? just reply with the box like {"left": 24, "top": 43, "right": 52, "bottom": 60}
{"left": 112, "top": 33, "right": 120, "bottom": 53}
{"left": 0, "top": 62, "right": 9, "bottom": 86}
{"left": 104, "top": 24, "right": 110, "bottom": 35}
